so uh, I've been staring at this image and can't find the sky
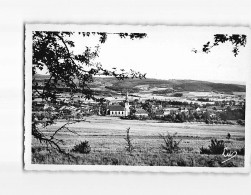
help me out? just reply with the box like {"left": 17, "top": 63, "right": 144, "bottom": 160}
{"left": 41, "top": 26, "right": 251, "bottom": 84}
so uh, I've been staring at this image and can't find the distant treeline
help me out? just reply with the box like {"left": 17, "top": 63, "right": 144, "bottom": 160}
{"left": 152, "top": 89, "right": 174, "bottom": 95}
{"left": 197, "top": 98, "right": 211, "bottom": 102}
{"left": 105, "top": 86, "right": 140, "bottom": 93}
{"left": 219, "top": 108, "right": 245, "bottom": 120}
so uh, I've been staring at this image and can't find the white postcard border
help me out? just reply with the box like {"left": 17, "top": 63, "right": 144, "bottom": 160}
{"left": 24, "top": 24, "right": 251, "bottom": 173}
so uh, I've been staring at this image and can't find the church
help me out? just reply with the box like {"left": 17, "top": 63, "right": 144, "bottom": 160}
{"left": 108, "top": 92, "right": 130, "bottom": 116}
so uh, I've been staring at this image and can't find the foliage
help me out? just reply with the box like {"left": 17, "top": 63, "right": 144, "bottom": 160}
{"left": 193, "top": 34, "right": 247, "bottom": 57}
{"left": 226, "top": 133, "right": 231, "bottom": 140}
{"left": 209, "top": 139, "right": 225, "bottom": 154}
{"left": 32, "top": 31, "right": 147, "bottom": 153}
{"left": 124, "top": 128, "right": 134, "bottom": 154}
{"left": 32, "top": 120, "right": 80, "bottom": 155}
{"left": 32, "top": 31, "right": 147, "bottom": 101}
{"left": 172, "top": 92, "right": 183, "bottom": 97}
{"left": 200, "top": 139, "right": 225, "bottom": 155}
{"left": 199, "top": 146, "right": 211, "bottom": 155}
{"left": 229, "top": 108, "right": 245, "bottom": 120}
{"left": 197, "top": 98, "right": 210, "bottom": 102}
{"left": 152, "top": 89, "right": 173, "bottom": 95}
{"left": 71, "top": 141, "right": 91, "bottom": 154}
{"left": 237, "top": 119, "right": 245, "bottom": 126}
{"left": 159, "top": 132, "right": 182, "bottom": 154}
{"left": 236, "top": 147, "right": 245, "bottom": 156}
{"left": 32, "top": 148, "right": 242, "bottom": 167}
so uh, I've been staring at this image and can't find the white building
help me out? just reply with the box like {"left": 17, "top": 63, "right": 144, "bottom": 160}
{"left": 108, "top": 92, "right": 130, "bottom": 116}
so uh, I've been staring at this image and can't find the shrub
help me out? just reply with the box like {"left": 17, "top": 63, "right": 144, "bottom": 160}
{"left": 111, "top": 157, "right": 119, "bottom": 165}
{"left": 200, "top": 139, "right": 225, "bottom": 155}
{"left": 237, "top": 119, "right": 245, "bottom": 126}
{"left": 159, "top": 132, "right": 182, "bottom": 154}
{"left": 71, "top": 141, "right": 91, "bottom": 154}
{"left": 124, "top": 127, "right": 134, "bottom": 154}
{"left": 209, "top": 139, "right": 225, "bottom": 154}
{"left": 226, "top": 133, "right": 231, "bottom": 139}
{"left": 200, "top": 146, "right": 211, "bottom": 155}
{"left": 236, "top": 147, "right": 245, "bottom": 155}
{"left": 173, "top": 93, "right": 183, "bottom": 97}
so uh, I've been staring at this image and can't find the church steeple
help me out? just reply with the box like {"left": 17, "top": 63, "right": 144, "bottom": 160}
{"left": 125, "top": 91, "right": 129, "bottom": 102}
{"left": 124, "top": 91, "right": 130, "bottom": 114}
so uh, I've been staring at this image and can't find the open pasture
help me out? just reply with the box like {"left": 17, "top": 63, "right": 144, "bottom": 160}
{"left": 32, "top": 116, "right": 245, "bottom": 166}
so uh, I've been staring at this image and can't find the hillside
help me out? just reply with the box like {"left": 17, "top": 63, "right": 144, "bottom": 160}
{"left": 33, "top": 74, "right": 246, "bottom": 93}
{"left": 91, "top": 77, "right": 246, "bottom": 93}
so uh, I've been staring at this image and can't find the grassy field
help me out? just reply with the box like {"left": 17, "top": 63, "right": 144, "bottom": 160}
{"left": 32, "top": 116, "right": 245, "bottom": 167}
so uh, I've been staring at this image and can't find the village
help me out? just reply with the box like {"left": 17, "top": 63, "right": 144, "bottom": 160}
{"left": 32, "top": 88, "right": 245, "bottom": 125}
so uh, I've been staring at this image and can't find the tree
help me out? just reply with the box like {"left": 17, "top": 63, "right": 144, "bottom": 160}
{"left": 98, "top": 102, "right": 108, "bottom": 116}
{"left": 32, "top": 31, "right": 147, "bottom": 154}
{"left": 188, "top": 113, "right": 194, "bottom": 121}
{"left": 219, "top": 112, "right": 227, "bottom": 121}
{"left": 203, "top": 110, "right": 211, "bottom": 121}
{"left": 75, "top": 113, "right": 82, "bottom": 120}
{"left": 192, "top": 34, "right": 247, "bottom": 57}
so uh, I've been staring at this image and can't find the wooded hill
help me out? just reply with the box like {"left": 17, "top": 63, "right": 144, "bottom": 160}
{"left": 33, "top": 74, "right": 245, "bottom": 94}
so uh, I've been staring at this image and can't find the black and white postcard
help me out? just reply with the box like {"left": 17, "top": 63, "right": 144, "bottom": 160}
{"left": 24, "top": 24, "right": 251, "bottom": 172}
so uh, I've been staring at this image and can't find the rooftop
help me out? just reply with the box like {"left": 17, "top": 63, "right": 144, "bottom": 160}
{"left": 109, "top": 105, "right": 125, "bottom": 111}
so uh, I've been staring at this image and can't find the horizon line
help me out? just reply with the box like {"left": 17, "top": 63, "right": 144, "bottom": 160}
{"left": 34, "top": 73, "right": 246, "bottom": 86}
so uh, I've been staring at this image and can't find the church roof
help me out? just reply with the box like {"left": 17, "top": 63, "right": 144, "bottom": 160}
{"left": 109, "top": 105, "right": 125, "bottom": 111}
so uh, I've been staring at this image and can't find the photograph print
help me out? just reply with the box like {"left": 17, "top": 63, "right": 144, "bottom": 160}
{"left": 24, "top": 24, "right": 251, "bottom": 172}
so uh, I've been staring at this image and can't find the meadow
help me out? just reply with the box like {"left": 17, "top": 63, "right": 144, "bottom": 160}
{"left": 32, "top": 116, "right": 245, "bottom": 167}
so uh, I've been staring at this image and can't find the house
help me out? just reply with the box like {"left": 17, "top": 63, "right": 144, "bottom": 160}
{"left": 195, "top": 107, "right": 201, "bottom": 113}
{"left": 44, "top": 103, "right": 55, "bottom": 111}
{"left": 214, "top": 106, "right": 223, "bottom": 112}
{"left": 163, "top": 107, "right": 179, "bottom": 115}
{"left": 155, "top": 110, "right": 164, "bottom": 118}
{"left": 134, "top": 108, "right": 149, "bottom": 118}
{"left": 210, "top": 113, "right": 217, "bottom": 119}
{"left": 180, "top": 107, "right": 189, "bottom": 114}
{"left": 200, "top": 108, "right": 208, "bottom": 113}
